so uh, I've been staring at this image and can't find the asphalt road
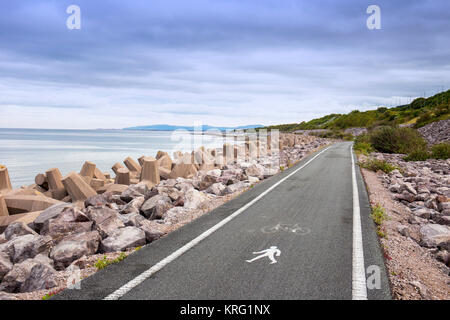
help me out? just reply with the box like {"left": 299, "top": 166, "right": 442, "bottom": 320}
{"left": 55, "top": 142, "right": 391, "bottom": 300}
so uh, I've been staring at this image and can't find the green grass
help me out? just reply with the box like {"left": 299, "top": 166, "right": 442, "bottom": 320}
{"left": 431, "top": 142, "right": 450, "bottom": 159}
{"left": 359, "top": 159, "right": 399, "bottom": 174}
{"left": 94, "top": 252, "right": 127, "bottom": 270}
{"left": 371, "top": 204, "right": 389, "bottom": 239}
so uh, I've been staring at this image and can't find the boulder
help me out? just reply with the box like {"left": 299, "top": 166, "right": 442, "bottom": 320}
{"left": 223, "top": 181, "right": 250, "bottom": 195}
{"left": 2, "top": 234, "right": 52, "bottom": 264}
{"left": 419, "top": 224, "right": 450, "bottom": 250}
{"left": 20, "top": 262, "right": 58, "bottom": 292}
{"left": 138, "top": 220, "right": 168, "bottom": 242}
{"left": 4, "top": 222, "right": 37, "bottom": 241}
{"left": 120, "top": 184, "right": 148, "bottom": 203}
{"left": 0, "top": 211, "right": 42, "bottom": 234}
{"left": 0, "top": 251, "right": 12, "bottom": 281}
{"left": 141, "top": 195, "right": 172, "bottom": 219}
{"left": 117, "top": 212, "right": 146, "bottom": 227}
{"left": 0, "top": 258, "right": 40, "bottom": 293}
{"left": 156, "top": 186, "right": 183, "bottom": 201}
{"left": 120, "top": 196, "right": 145, "bottom": 215}
{"left": 85, "top": 207, "right": 125, "bottom": 238}
{"left": 245, "top": 164, "right": 266, "bottom": 179}
{"left": 205, "top": 183, "right": 226, "bottom": 196}
{"left": 41, "top": 207, "right": 92, "bottom": 240}
{"left": 184, "top": 189, "right": 209, "bottom": 209}
{"left": 33, "top": 202, "right": 76, "bottom": 232}
{"left": 50, "top": 231, "right": 101, "bottom": 269}
{"left": 85, "top": 192, "right": 114, "bottom": 208}
{"left": 100, "top": 226, "right": 146, "bottom": 252}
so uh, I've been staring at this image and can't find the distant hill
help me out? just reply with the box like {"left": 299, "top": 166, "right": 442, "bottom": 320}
{"left": 263, "top": 90, "right": 450, "bottom": 132}
{"left": 124, "top": 124, "right": 264, "bottom": 132}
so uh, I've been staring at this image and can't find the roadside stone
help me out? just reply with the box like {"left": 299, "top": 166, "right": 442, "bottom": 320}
{"left": 397, "top": 225, "right": 411, "bottom": 238}
{"left": 0, "top": 259, "right": 39, "bottom": 293}
{"left": 85, "top": 206, "right": 125, "bottom": 238}
{"left": 184, "top": 189, "right": 209, "bottom": 209}
{"left": 20, "top": 262, "right": 57, "bottom": 292}
{"left": 50, "top": 231, "right": 101, "bottom": 269}
{"left": 419, "top": 224, "right": 450, "bottom": 250}
{"left": 0, "top": 251, "right": 12, "bottom": 281}
{"left": 120, "top": 184, "right": 148, "bottom": 203}
{"left": 223, "top": 181, "right": 250, "bottom": 195}
{"left": 4, "top": 222, "right": 37, "bottom": 241}
{"left": 120, "top": 196, "right": 145, "bottom": 215}
{"left": 33, "top": 202, "right": 76, "bottom": 232}
{"left": 141, "top": 194, "right": 172, "bottom": 219}
{"left": 100, "top": 226, "right": 146, "bottom": 252}
{"left": 117, "top": 212, "right": 146, "bottom": 227}
{"left": 205, "top": 182, "right": 226, "bottom": 196}
{"left": 138, "top": 220, "right": 168, "bottom": 242}
{"left": 245, "top": 164, "right": 266, "bottom": 179}
{"left": 2, "top": 234, "right": 52, "bottom": 264}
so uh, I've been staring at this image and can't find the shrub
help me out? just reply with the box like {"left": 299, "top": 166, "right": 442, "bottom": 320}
{"left": 353, "top": 135, "right": 374, "bottom": 155}
{"left": 94, "top": 253, "right": 127, "bottom": 270}
{"left": 369, "top": 126, "right": 427, "bottom": 154}
{"left": 431, "top": 142, "right": 450, "bottom": 159}
{"left": 359, "top": 159, "right": 399, "bottom": 174}
{"left": 404, "top": 149, "right": 431, "bottom": 162}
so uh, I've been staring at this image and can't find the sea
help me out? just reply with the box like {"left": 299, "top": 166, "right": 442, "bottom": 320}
{"left": 0, "top": 128, "right": 228, "bottom": 188}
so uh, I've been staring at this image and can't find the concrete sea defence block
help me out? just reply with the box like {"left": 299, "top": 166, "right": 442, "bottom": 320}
{"left": 140, "top": 158, "right": 160, "bottom": 188}
{"left": 61, "top": 172, "right": 97, "bottom": 202}
{"left": 112, "top": 162, "right": 125, "bottom": 175}
{"left": 114, "top": 168, "right": 131, "bottom": 185}
{"left": 79, "top": 161, "right": 96, "bottom": 179}
{"left": 4, "top": 195, "right": 61, "bottom": 215}
{"left": 0, "top": 195, "right": 8, "bottom": 217}
{"left": 124, "top": 157, "right": 141, "bottom": 173}
{"left": 0, "top": 211, "right": 42, "bottom": 233}
{"left": 93, "top": 167, "right": 107, "bottom": 181}
{"left": 0, "top": 165, "right": 12, "bottom": 195}
{"left": 45, "top": 168, "right": 68, "bottom": 200}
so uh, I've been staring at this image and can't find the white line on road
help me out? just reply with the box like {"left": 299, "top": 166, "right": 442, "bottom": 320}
{"left": 351, "top": 145, "right": 368, "bottom": 300}
{"left": 103, "top": 146, "right": 331, "bottom": 300}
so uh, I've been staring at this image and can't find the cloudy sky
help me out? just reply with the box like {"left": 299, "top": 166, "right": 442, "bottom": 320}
{"left": 0, "top": 0, "right": 449, "bottom": 129}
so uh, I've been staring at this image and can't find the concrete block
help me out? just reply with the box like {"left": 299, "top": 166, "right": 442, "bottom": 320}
{"left": 114, "top": 168, "right": 130, "bottom": 185}
{"left": 62, "top": 172, "right": 97, "bottom": 202}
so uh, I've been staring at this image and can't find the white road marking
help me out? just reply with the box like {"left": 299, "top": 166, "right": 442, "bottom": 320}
{"left": 103, "top": 146, "right": 331, "bottom": 300}
{"left": 351, "top": 145, "right": 368, "bottom": 300}
{"left": 246, "top": 246, "right": 281, "bottom": 264}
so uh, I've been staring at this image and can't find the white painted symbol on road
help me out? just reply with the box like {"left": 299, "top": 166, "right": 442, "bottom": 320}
{"left": 261, "top": 223, "right": 310, "bottom": 235}
{"left": 246, "top": 246, "right": 281, "bottom": 264}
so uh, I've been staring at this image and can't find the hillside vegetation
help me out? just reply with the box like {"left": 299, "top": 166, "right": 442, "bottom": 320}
{"left": 263, "top": 90, "right": 450, "bottom": 132}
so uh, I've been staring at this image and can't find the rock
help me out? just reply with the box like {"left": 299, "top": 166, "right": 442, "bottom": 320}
{"left": 401, "top": 182, "right": 417, "bottom": 195}
{"left": 120, "top": 196, "right": 145, "bottom": 215}
{"left": 184, "top": 189, "right": 209, "bottom": 209}
{"left": 120, "top": 184, "right": 148, "bottom": 203}
{"left": 206, "top": 169, "right": 222, "bottom": 178}
{"left": 413, "top": 208, "right": 433, "bottom": 220}
{"left": 223, "top": 181, "right": 250, "bottom": 195}
{"left": 198, "top": 174, "right": 219, "bottom": 191}
{"left": 205, "top": 183, "right": 226, "bottom": 196}
{"left": 156, "top": 186, "right": 183, "bottom": 201}
{"left": 100, "top": 226, "right": 146, "bottom": 252}
{"left": 4, "top": 222, "right": 37, "bottom": 241}
{"left": 138, "top": 220, "right": 167, "bottom": 242}
{"left": 263, "top": 167, "right": 279, "bottom": 178}
{"left": 247, "top": 176, "right": 259, "bottom": 184}
{"left": 141, "top": 194, "right": 172, "bottom": 219}
{"left": 20, "top": 262, "right": 57, "bottom": 292}
{"left": 2, "top": 234, "right": 52, "bottom": 264}
{"left": 50, "top": 231, "right": 101, "bottom": 269}
{"left": 394, "top": 191, "right": 415, "bottom": 203}
{"left": 436, "top": 250, "right": 450, "bottom": 266}
{"left": 40, "top": 206, "right": 92, "bottom": 240}
{"left": 397, "top": 225, "right": 410, "bottom": 238}
{"left": 0, "top": 258, "right": 39, "bottom": 293}
{"left": 419, "top": 224, "right": 450, "bottom": 250}
{"left": 34, "top": 202, "right": 76, "bottom": 232}
{"left": 85, "top": 207, "right": 125, "bottom": 238}
{"left": 409, "top": 280, "right": 431, "bottom": 299}
{"left": 85, "top": 193, "right": 111, "bottom": 207}
{"left": 245, "top": 164, "right": 266, "bottom": 179}
{"left": 117, "top": 212, "right": 146, "bottom": 227}
{"left": 0, "top": 251, "right": 12, "bottom": 281}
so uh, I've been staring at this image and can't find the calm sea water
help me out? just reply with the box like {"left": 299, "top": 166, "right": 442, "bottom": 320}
{"left": 0, "top": 128, "right": 226, "bottom": 188}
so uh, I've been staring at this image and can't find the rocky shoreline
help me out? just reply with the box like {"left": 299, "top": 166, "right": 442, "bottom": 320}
{"left": 359, "top": 152, "right": 450, "bottom": 299}
{"left": 0, "top": 133, "right": 331, "bottom": 300}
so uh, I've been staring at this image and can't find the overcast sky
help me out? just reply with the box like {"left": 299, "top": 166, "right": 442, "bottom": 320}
{"left": 0, "top": 0, "right": 449, "bottom": 129}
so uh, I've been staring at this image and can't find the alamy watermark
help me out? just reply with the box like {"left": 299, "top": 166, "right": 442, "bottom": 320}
{"left": 66, "top": 5, "right": 81, "bottom": 30}
{"left": 366, "top": 5, "right": 381, "bottom": 30}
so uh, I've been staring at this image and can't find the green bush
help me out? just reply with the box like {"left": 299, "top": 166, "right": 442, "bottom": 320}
{"left": 404, "top": 149, "right": 431, "bottom": 162}
{"left": 353, "top": 133, "right": 373, "bottom": 155}
{"left": 359, "top": 159, "right": 399, "bottom": 174}
{"left": 431, "top": 142, "right": 450, "bottom": 159}
{"left": 369, "top": 126, "right": 427, "bottom": 154}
